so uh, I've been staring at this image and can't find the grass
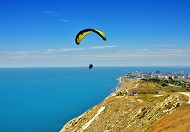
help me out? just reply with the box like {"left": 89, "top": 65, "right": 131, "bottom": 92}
{"left": 146, "top": 104, "right": 190, "bottom": 132}
{"left": 137, "top": 94, "right": 160, "bottom": 103}
{"left": 136, "top": 79, "right": 190, "bottom": 94}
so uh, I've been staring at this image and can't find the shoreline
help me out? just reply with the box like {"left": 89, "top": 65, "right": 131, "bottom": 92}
{"left": 60, "top": 76, "right": 125, "bottom": 132}
{"left": 59, "top": 76, "right": 145, "bottom": 132}
{"left": 116, "top": 77, "right": 122, "bottom": 91}
{"left": 59, "top": 73, "right": 190, "bottom": 132}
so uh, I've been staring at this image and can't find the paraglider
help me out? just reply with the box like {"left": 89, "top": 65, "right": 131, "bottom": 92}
{"left": 75, "top": 28, "right": 106, "bottom": 69}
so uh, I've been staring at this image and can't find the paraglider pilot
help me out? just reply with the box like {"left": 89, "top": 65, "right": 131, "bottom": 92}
{"left": 89, "top": 64, "right": 93, "bottom": 69}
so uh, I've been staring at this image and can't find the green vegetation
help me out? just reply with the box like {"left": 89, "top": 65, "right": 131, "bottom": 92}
{"left": 137, "top": 94, "right": 159, "bottom": 103}
{"left": 141, "top": 78, "right": 190, "bottom": 91}
{"left": 129, "top": 78, "right": 190, "bottom": 101}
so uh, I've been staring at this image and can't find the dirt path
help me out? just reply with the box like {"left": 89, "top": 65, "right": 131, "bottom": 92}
{"left": 77, "top": 106, "right": 105, "bottom": 132}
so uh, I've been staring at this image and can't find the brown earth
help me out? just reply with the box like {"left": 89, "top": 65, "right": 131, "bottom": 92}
{"left": 60, "top": 77, "right": 190, "bottom": 132}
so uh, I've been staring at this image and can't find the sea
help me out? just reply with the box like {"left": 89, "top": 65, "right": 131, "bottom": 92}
{"left": 0, "top": 67, "right": 190, "bottom": 132}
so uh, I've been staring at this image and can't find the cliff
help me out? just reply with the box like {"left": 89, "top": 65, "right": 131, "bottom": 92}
{"left": 60, "top": 77, "right": 190, "bottom": 132}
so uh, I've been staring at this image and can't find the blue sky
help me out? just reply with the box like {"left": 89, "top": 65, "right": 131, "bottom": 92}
{"left": 0, "top": 0, "right": 190, "bottom": 67}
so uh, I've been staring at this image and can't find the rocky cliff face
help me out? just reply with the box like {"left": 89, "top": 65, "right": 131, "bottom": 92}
{"left": 60, "top": 78, "right": 190, "bottom": 132}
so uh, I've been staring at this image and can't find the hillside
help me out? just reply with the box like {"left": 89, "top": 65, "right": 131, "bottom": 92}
{"left": 60, "top": 77, "right": 190, "bottom": 132}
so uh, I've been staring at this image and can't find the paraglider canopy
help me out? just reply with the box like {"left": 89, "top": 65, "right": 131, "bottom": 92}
{"left": 75, "top": 28, "right": 106, "bottom": 45}
{"left": 89, "top": 64, "right": 93, "bottom": 70}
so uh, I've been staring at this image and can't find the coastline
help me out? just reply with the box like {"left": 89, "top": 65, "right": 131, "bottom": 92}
{"left": 59, "top": 73, "right": 190, "bottom": 132}
{"left": 60, "top": 76, "right": 124, "bottom": 132}
{"left": 59, "top": 76, "right": 143, "bottom": 132}
{"left": 116, "top": 77, "right": 122, "bottom": 91}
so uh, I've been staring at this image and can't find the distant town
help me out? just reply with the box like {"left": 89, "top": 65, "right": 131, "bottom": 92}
{"left": 124, "top": 70, "right": 190, "bottom": 88}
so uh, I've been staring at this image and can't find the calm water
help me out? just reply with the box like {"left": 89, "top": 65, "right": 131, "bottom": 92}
{"left": 0, "top": 67, "right": 190, "bottom": 132}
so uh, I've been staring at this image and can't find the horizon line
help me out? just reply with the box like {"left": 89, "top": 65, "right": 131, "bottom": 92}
{"left": 0, "top": 66, "right": 190, "bottom": 68}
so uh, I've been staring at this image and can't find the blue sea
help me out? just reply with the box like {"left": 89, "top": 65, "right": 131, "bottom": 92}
{"left": 0, "top": 67, "right": 190, "bottom": 132}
